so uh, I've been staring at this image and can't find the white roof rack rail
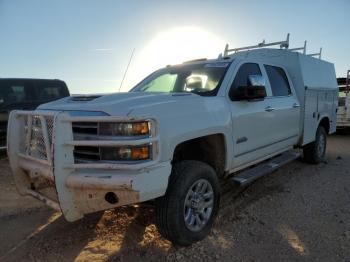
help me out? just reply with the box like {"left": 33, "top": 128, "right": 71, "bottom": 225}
{"left": 224, "top": 33, "right": 290, "bottom": 56}
{"left": 307, "top": 47, "right": 322, "bottom": 59}
{"left": 223, "top": 34, "right": 323, "bottom": 59}
{"left": 289, "top": 40, "right": 307, "bottom": 54}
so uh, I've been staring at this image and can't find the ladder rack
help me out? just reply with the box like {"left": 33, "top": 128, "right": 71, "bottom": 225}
{"left": 289, "top": 40, "right": 307, "bottom": 54}
{"left": 223, "top": 34, "right": 323, "bottom": 59}
{"left": 307, "top": 47, "right": 322, "bottom": 59}
{"left": 224, "top": 34, "right": 290, "bottom": 56}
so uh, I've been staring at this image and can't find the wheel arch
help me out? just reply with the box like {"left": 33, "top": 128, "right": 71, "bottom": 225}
{"left": 318, "top": 116, "right": 330, "bottom": 134}
{"left": 172, "top": 133, "right": 227, "bottom": 178}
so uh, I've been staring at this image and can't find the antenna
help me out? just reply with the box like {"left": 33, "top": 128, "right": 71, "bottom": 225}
{"left": 119, "top": 48, "right": 135, "bottom": 92}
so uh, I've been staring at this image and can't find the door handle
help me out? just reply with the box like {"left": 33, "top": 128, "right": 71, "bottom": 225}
{"left": 265, "top": 106, "right": 275, "bottom": 112}
{"left": 292, "top": 103, "right": 300, "bottom": 108}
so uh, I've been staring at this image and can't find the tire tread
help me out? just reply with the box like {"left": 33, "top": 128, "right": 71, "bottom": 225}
{"left": 155, "top": 160, "right": 219, "bottom": 246}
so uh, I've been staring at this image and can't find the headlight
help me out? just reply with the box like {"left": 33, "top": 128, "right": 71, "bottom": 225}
{"left": 99, "top": 121, "right": 150, "bottom": 136}
{"left": 100, "top": 145, "right": 150, "bottom": 161}
{"left": 72, "top": 119, "right": 155, "bottom": 164}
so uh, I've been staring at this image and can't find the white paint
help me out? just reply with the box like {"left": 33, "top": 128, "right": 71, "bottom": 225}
{"left": 8, "top": 48, "right": 338, "bottom": 221}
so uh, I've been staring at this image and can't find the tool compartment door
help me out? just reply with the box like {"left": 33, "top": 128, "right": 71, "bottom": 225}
{"left": 303, "top": 89, "right": 318, "bottom": 145}
{"left": 321, "top": 90, "right": 337, "bottom": 133}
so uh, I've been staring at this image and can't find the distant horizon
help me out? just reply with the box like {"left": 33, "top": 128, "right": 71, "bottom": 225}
{"left": 0, "top": 0, "right": 349, "bottom": 94}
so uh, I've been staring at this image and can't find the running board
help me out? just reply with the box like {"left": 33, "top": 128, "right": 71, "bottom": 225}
{"left": 231, "top": 150, "right": 301, "bottom": 186}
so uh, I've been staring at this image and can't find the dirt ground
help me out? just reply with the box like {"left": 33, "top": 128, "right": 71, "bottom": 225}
{"left": 0, "top": 134, "right": 350, "bottom": 262}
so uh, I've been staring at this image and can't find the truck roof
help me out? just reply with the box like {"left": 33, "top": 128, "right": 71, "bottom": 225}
{"left": 232, "top": 48, "right": 336, "bottom": 86}
{"left": 179, "top": 48, "right": 337, "bottom": 106}
{"left": 0, "top": 78, "right": 66, "bottom": 83}
{"left": 180, "top": 47, "right": 329, "bottom": 68}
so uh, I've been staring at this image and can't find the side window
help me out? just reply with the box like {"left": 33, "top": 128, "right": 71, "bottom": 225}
{"left": 264, "top": 65, "right": 291, "bottom": 96}
{"left": 231, "top": 63, "right": 262, "bottom": 89}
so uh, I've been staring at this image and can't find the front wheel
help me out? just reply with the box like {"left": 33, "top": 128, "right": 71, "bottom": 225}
{"left": 155, "top": 160, "right": 220, "bottom": 246}
{"left": 303, "top": 126, "right": 327, "bottom": 164}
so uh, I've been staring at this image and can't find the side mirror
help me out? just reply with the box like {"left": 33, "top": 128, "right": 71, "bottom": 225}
{"left": 231, "top": 85, "right": 266, "bottom": 100}
{"left": 230, "top": 75, "right": 267, "bottom": 101}
{"left": 248, "top": 75, "right": 265, "bottom": 87}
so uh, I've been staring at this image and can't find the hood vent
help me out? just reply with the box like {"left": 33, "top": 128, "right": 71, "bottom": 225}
{"left": 71, "top": 95, "right": 101, "bottom": 102}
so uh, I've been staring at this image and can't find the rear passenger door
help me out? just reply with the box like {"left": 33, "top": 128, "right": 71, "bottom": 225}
{"left": 262, "top": 65, "right": 300, "bottom": 150}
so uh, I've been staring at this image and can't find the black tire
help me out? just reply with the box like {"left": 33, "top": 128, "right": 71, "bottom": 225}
{"left": 155, "top": 160, "right": 220, "bottom": 246}
{"left": 303, "top": 126, "right": 327, "bottom": 164}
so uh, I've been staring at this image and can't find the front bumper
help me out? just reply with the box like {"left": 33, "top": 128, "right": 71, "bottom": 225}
{"left": 7, "top": 110, "right": 171, "bottom": 221}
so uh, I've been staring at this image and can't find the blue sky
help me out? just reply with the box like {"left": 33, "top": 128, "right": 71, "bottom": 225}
{"left": 0, "top": 0, "right": 349, "bottom": 94}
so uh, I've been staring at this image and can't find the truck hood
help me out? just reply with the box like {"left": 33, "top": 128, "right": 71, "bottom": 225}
{"left": 38, "top": 92, "right": 199, "bottom": 116}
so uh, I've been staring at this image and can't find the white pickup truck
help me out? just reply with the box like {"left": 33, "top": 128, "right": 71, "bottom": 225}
{"left": 7, "top": 39, "right": 338, "bottom": 246}
{"left": 337, "top": 70, "right": 350, "bottom": 128}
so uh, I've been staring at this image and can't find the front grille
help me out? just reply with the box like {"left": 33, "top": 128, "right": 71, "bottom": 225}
{"left": 24, "top": 115, "right": 54, "bottom": 161}
{"left": 72, "top": 122, "right": 98, "bottom": 135}
{"left": 72, "top": 122, "right": 99, "bottom": 162}
{"left": 74, "top": 146, "right": 100, "bottom": 162}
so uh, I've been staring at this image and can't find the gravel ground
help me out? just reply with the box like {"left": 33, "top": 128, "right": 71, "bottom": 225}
{"left": 0, "top": 134, "right": 349, "bottom": 262}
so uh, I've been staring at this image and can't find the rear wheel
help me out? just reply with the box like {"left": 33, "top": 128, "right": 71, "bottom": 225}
{"left": 155, "top": 160, "right": 220, "bottom": 246}
{"left": 303, "top": 126, "right": 327, "bottom": 164}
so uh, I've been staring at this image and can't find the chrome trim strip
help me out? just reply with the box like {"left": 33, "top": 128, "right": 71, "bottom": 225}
{"left": 63, "top": 116, "right": 156, "bottom": 123}
{"left": 64, "top": 160, "right": 159, "bottom": 170}
{"left": 234, "top": 134, "right": 298, "bottom": 157}
{"left": 73, "top": 133, "right": 150, "bottom": 141}
{"left": 65, "top": 137, "right": 158, "bottom": 147}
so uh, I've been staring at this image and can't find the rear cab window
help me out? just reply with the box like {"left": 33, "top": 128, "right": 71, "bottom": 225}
{"left": 34, "top": 81, "right": 69, "bottom": 102}
{"left": 0, "top": 81, "right": 33, "bottom": 106}
{"left": 0, "top": 79, "right": 69, "bottom": 109}
{"left": 264, "top": 65, "right": 291, "bottom": 96}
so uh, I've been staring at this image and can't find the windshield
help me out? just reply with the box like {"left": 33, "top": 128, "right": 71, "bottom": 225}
{"left": 130, "top": 62, "right": 230, "bottom": 96}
